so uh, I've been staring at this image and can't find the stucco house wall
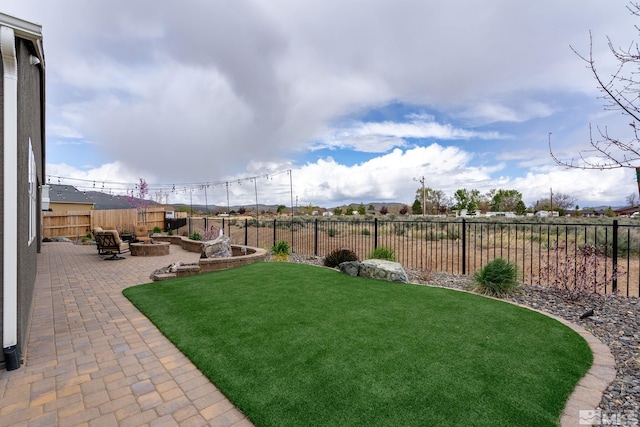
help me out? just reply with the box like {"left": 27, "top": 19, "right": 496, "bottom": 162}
{"left": 49, "top": 201, "right": 95, "bottom": 212}
{"left": 0, "top": 12, "right": 45, "bottom": 370}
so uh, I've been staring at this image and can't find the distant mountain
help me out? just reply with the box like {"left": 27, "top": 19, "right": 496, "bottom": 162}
{"left": 172, "top": 203, "right": 281, "bottom": 214}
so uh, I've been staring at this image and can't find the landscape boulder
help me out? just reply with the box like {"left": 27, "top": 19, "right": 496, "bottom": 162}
{"left": 357, "top": 259, "right": 408, "bottom": 283}
{"left": 339, "top": 261, "right": 361, "bottom": 277}
{"left": 337, "top": 259, "right": 409, "bottom": 283}
{"left": 201, "top": 235, "right": 232, "bottom": 258}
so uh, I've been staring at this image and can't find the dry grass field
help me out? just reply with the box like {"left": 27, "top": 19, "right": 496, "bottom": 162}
{"left": 179, "top": 216, "right": 640, "bottom": 297}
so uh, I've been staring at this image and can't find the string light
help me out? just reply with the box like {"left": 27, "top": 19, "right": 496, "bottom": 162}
{"left": 45, "top": 169, "right": 291, "bottom": 195}
{"left": 45, "top": 170, "right": 295, "bottom": 210}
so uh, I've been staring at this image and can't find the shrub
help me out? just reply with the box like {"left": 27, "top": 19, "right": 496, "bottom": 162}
{"left": 324, "top": 248, "right": 359, "bottom": 268}
{"left": 167, "top": 229, "right": 174, "bottom": 235}
{"left": 361, "top": 228, "right": 371, "bottom": 236}
{"left": 189, "top": 231, "right": 202, "bottom": 241}
{"left": 468, "top": 258, "right": 518, "bottom": 297}
{"left": 152, "top": 226, "right": 162, "bottom": 234}
{"left": 271, "top": 240, "right": 290, "bottom": 262}
{"left": 537, "top": 243, "right": 622, "bottom": 301}
{"left": 368, "top": 247, "right": 396, "bottom": 261}
{"left": 327, "top": 228, "right": 339, "bottom": 237}
{"left": 271, "top": 241, "right": 290, "bottom": 256}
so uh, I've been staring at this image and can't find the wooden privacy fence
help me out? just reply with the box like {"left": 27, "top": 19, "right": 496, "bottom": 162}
{"left": 42, "top": 208, "right": 166, "bottom": 239}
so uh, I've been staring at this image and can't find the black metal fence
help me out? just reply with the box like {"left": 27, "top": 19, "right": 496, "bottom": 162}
{"left": 180, "top": 217, "right": 640, "bottom": 297}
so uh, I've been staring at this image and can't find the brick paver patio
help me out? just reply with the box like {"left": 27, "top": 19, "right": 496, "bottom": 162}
{"left": 0, "top": 240, "right": 616, "bottom": 426}
{"left": 0, "top": 241, "right": 253, "bottom": 427}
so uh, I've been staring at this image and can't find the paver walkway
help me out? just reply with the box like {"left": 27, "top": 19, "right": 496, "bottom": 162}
{"left": 0, "top": 242, "right": 254, "bottom": 426}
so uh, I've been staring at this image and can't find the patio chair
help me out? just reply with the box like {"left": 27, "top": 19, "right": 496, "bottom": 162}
{"left": 134, "top": 225, "right": 151, "bottom": 243}
{"left": 94, "top": 229, "right": 130, "bottom": 260}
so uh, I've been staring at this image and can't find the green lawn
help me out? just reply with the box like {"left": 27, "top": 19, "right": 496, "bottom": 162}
{"left": 123, "top": 262, "right": 592, "bottom": 427}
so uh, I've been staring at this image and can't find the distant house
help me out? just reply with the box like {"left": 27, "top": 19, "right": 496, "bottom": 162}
{"left": 47, "top": 184, "right": 95, "bottom": 211}
{"left": 535, "top": 210, "right": 559, "bottom": 218}
{"left": 1, "top": 12, "right": 45, "bottom": 370}
{"left": 575, "top": 206, "right": 637, "bottom": 218}
{"left": 575, "top": 209, "right": 602, "bottom": 217}
{"left": 614, "top": 205, "right": 638, "bottom": 217}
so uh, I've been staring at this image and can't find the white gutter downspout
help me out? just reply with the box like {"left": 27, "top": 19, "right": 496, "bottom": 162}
{"left": 1, "top": 25, "right": 19, "bottom": 369}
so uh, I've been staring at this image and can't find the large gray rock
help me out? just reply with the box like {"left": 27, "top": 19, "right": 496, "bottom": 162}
{"left": 339, "top": 261, "right": 361, "bottom": 277}
{"left": 201, "top": 235, "right": 232, "bottom": 258}
{"left": 358, "top": 259, "right": 409, "bottom": 283}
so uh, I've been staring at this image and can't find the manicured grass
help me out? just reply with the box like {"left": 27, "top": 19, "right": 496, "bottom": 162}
{"left": 123, "top": 262, "right": 592, "bottom": 427}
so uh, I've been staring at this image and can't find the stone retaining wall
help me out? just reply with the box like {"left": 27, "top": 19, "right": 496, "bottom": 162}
{"left": 198, "top": 247, "right": 267, "bottom": 273}
{"left": 152, "top": 235, "right": 202, "bottom": 252}
{"left": 151, "top": 234, "right": 267, "bottom": 274}
{"left": 130, "top": 242, "right": 170, "bottom": 256}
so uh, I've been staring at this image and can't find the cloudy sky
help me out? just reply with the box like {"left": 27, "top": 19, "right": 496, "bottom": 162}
{"left": 6, "top": 1, "right": 640, "bottom": 209}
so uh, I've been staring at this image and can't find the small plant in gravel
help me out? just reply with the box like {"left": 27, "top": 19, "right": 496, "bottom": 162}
{"left": 324, "top": 248, "right": 359, "bottom": 268}
{"left": 271, "top": 241, "right": 290, "bottom": 262}
{"left": 189, "top": 231, "right": 202, "bottom": 241}
{"left": 368, "top": 247, "right": 396, "bottom": 261}
{"left": 468, "top": 258, "right": 519, "bottom": 297}
{"left": 152, "top": 226, "right": 162, "bottom": 234}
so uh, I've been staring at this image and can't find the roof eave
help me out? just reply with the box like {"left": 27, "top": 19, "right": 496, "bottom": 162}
{"left": 0, "top": 12, "right": 44, "bottom": 63}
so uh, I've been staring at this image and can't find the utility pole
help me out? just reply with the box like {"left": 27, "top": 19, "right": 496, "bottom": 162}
{"left": 414, "top": 176, "right": 426, "bottom": 216}
{"left": 289, "top": 170, "right": 294, "bottom": 218}
{"left": 226, "top": 181, "right": 230, "bottom": 215}
{"left": 550, "top": 187, "right": 553, "bottom": 215}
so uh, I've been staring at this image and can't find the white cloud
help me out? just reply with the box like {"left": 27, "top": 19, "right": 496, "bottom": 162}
{"left": 513, "top": 166, "right": 635, "bottom": 207}
{"left": 8, "top": 0, "right": 640, "bottom": 209}
{"left": 312, "top": 117, "right": 504, "bottom": 152}
{"left": 460, "top": 101, "right": 555, "bottom": 125}
{"left": 46, "top": 162, "right": 156, "bottom": 196}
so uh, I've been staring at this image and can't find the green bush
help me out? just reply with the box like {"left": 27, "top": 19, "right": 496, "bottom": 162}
{"left": 152, "top": 226, "right": 162, "bottom": 234}
{"left": 189, "top": 231, "right": 202, "bottom": 241}
{"left": 361, "top": 228, "right": 371, "bottom": 236}
{"left": 367, "top": 247, "right": 396, "bottom": 261}
{"left": 327, "top": 228, "right": 339, "bottom": 237}
{"left": 167, "top": 229, "right": 174, "bottom": 235}
{"left": 272, "top": 241, "right": 290, "bottom": 256}
{"left": 324, "top": 248, "right": 358, "bottom": 268}
{"left": 468, "top": 258, "right": 519, "bottom": 297}
{"left": 271, "top": 241, "right": 290, "bottom": 262}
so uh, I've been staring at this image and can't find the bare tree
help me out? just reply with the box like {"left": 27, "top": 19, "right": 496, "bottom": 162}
{"left": 535, "top": 192, "right": 577, "bottom": 214}
{"left": 415, "top": 187, "right": 447, "bottom": 215}
{"left": 549, "top": 2, "right": 640, "bottom": 197}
